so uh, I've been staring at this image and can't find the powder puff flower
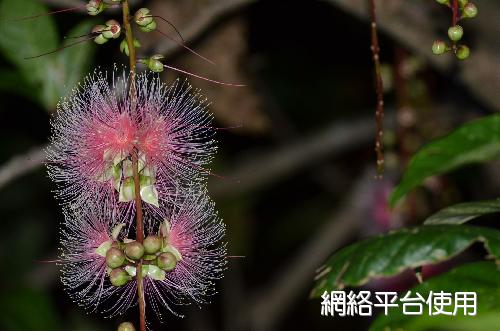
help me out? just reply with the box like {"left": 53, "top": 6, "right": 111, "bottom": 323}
{"left": 47, "top": 70, "right": 216, "bottom": 225}
{"left": 143, "top": 191, "right": 227, "bottom": 320}
{"left": 60, "top": 205, "right": 137, "bottom": 317}
{"left": 60, "top": 191, "right": 226, "bottom": 319}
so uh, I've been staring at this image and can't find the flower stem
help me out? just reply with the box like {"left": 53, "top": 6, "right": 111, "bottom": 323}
{"left": 122, "top": 1, "right": 146, "bottom": 330}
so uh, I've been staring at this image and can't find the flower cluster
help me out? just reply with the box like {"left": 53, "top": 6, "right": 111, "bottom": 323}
{"left": 49, "top": 70, "right": 226, "bottom": 320}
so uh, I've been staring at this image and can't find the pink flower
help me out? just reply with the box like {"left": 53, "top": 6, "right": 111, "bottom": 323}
{"left": 60, "top": 205, "right": 136, "bottom": 317}
{"left": 143, "top": 192, "right": 226, "bottom": 319}
{"left": 47, "top": 70, "right": 216, "bottom": 225}
{"left": 60, "top": 191, "right": 226, "bottom": 319}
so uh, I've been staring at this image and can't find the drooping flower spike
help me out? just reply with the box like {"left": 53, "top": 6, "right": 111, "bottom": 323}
{"left": 47, "top": 69, "right": 217, "bottom": 225}
{"left": 60, "top": 191, "right": 226, "bottom": 319}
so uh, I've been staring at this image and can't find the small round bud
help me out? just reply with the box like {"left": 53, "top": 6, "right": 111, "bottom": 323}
{"left": 435, "top": 0, "right": 450, "bottom": 5}
{"left": 139, "top": 20, "right": 157, "bottom": 33}
{"left": 87, "top": 0, "right": 106, "bottom": 16}
{"left": 106, "top": 247, "right": 126, "bottom": 268}
{"left": 144, "top": 235, "right": 162, "bottom": 254}
{"left": 125, "top": 241, "right": 145, "bottom": 260}
{"left": 134, "top": 8, "right": 153, "bottom": 27}
{"left": 456, "top": 45, "right": 470, "bottom": 60}
{"left": 118, "top": 322, "right": 136, "bottom": 331}
{"left": 447, "top": 25, "right": 463, "bottom": 41}
{"left": 92, "top": 25, "right": 108, "bottom": 44}
{"left": 109, "top": 268, "right": 130, "bottom": 287}
{"left": 157, "top": 252, "right": 177, "bottom": 271}
{"left": 463, "top": 3, "right": 477, "bottom": 18}
{"left": 458, "top": 0, "right": 468, "bottom": 7}
{"left": 432, "top": 40, "right": 447, "bottom": 55}
{"left": 148, "top": 59, "right": 164, "bottom": 73}
{"left": 103, "top": 19, "right": 121, "bottom": 39}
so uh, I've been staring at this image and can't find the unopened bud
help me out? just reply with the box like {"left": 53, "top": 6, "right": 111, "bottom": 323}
{"left": 144, "top": 235, "right": 162, "bottom": 254}
{"left": 118, "top": 322, "right": 136, "bottom": 331}
{"left": 109, "top": 268, "right": 130, "bottom": 287}
{"left": 456, "top": 45, "right": 470, "bottom": 60}
{"left": 103, "top": 19, "right": 121, "bottom": 39}
{"left": 139, "top": 20, "right": 157, "bottom": 33}
{"left": 432, "top": 40, "right": 447, "bottom": 55}
{"left": 134, "top": 8, "right": 153, "bottom": 27}
{"left": 157, "top": 252, "right": 177, "bottom": 271}
{"left": 463, "top": 3, "right": 477, "bottom": 18}
{"left": 435, "top": 0, "right": 449, "bottom": 5}
{"left": 87, "top": 0, "right": 106, "bottom": 16}
{"left": 106, "top": 247, "right": 126, "bottom": 268}
{"left": 120, "top": 39, "right": 141, "bottom": 56}
{"left": 458, "top": 0, "right": 468, "bottom": 7}
{"left": 92, "top": 25, "right": 108, "bottom": 44}
{"left": 125, "top": 241, "right": 145, "bottom": 260}
{"left": 448, "top": 25, "right": 463, "bottom": 41}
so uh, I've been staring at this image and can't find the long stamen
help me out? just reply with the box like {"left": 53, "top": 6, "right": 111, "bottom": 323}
{"left": 155, "top": 30, "right": 216, "bottom": 65}
{"left": 24, "top": 36, "right": 96, "bottom": 60}
{"left": 12, "top": 5, "right": 85, "bottom": 22}
{"left": 148, "top": 15, "right": 185, "bottom": 42}
{"left": 163, "top": 64, "right": 245, "bottom": 87}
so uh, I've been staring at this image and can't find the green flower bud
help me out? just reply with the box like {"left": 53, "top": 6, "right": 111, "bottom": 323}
{"left": 92, "top": 25, "right": 108, "bottom": 44}
{"left": 103, "top": 19, "right": 121, "bottom": 39}
{"left": 118, "top": 322, "right": 136, "bottom": 331}
{"left": 106, "top": 247, "right": 126, "bottom": 268}
{"left": 134, "top": 8, "right": 153, "bottom": 27}
{"left": 120, "top": 39, "right": 141, "bottom": 56}
{"left": 148, "top": 59, "right": 164, "bottom": 73}
{"left": 448, "top": 25, "right": 463, "bottom": 41}
{"left": 458, "top": 0, "right": 468, "bottom": 7}
{"left": 456, "top": 45, "right": 470, "bottom": 60}
{"left": 144, "top": 235, "right": 162, "bottom": 254}
{"left": 157, "top": 252, "right": 177, "bottom": 271}
{"left": 125, "top": 241, "right": 145, "bottom": 260}
{"left": 435, "top": 0, "right": 450, "bottom": 5}
{"left": 139, "top": 19, "right": 157, "bottom": 33}
{"left": 463, "top": 3, "right": 477, "bottom": 18}
{"left": 109, "top": 268, "right": 130, "bottom": 286}
{"left": 119, "top": 177, "right": 135, "bottom": 202}
{"left": 432, "top": 40, "right": 447, "bottom": 55}
{"left": 87, "top": 0, "right": 106, "bottom": 16}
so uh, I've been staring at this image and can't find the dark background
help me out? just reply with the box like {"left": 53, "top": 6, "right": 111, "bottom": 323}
{"left": 1, "top": 0, "right": 499, "bottom": 330}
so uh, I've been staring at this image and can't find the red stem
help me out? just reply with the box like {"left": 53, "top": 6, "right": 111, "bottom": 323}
{"left": 123, "top": 1, "right": 146, "bottom": 330}
{"left": 452, "top": 0, "right": 459, "bottom": 25}
{"left": 369, "top": 0, "right": 385, "bottom": 177}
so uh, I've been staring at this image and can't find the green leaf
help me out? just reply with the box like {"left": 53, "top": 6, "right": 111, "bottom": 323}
{"left": 49, "top": 20, "right": 95, "bottom": 109}
{"left": 0, "top": 0, "right": 57, "bottom": 108}
{"left": 370, "top": 261, "right": 500, "bottom": 331}
{"left": 390, "top": 115, "right": 500, "bottom": 207}
{"left": 424, "top": 199, "right": 500, "bottom": 225}
{"left": 311, "top": 225, "right": 500, "bottom": 298}
{"left": 0, "top": 0, "right": 95, "bottom": 110}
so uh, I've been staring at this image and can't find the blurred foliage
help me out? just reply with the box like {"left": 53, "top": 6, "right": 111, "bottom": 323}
{"left": 312, "top": 225, "right": 500, "bottom": 297}
{"left": 0, "top": 0, "right": 95, "bottom": 110}
{"left": 424, "top": 199, "right": 500, "bottom": 225}
{"left": 390, "top": 115, "right": 500, "bottom": 207}
{"left": 371, "top": 262, "right": 500, "bottom": 331}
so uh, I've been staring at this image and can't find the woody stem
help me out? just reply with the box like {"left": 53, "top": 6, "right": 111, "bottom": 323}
{"left": 122, "top": 1, "right": 146, "bottom": 331}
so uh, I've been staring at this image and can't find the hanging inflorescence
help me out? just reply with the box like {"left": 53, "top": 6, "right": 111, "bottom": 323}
{"left": 432, "top": 0, "right": 478, "bottom": 60}
{"left": 40, "top": 0, "right": 231, "bottom": 327}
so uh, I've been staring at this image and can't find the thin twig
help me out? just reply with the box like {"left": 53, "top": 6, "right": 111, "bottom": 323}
{"left": 369, "top": 0, "right": 385, "bottom": 177}
{"left": 122, "top": 1, "right": 146, "bottom": 330}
